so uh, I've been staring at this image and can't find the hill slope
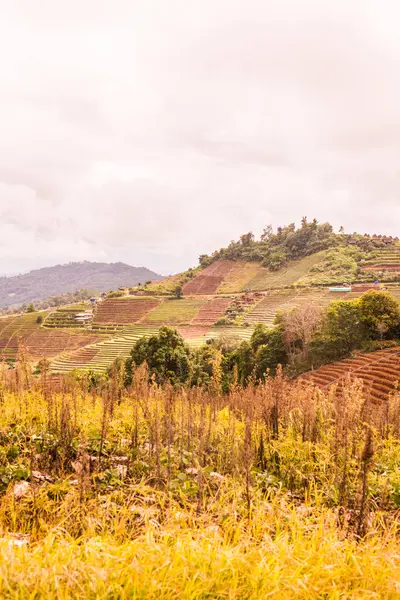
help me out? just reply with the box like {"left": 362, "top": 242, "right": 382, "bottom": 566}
{"left": 2, "top": 219, "right": 400, "bottom": 376}
{"left": 0, "top": 262, "right": 162, "bottom": 309}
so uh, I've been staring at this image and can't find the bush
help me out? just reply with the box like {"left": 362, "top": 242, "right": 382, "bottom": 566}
{"left": 215, "top": 317, "right": 231, "bottom": 326}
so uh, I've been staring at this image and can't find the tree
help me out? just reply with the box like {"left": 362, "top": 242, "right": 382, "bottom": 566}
{"left": 26, "top": 303, "right": 35, "bottom": 313}
{"left": 191, "top": 344, "right": 220, "bottom": 387}
{"left": 125, "top": 327, "right": 192, "bottom": 386}
{"left": 173, "top": 285, "right": 183, "bottom": 299}
{"left": 282, "top": 304, "right": 321, "bottom": 363}
{"left": 358, "top": 290, "right": 400, "bottom": 339}
{"left": 250, "top": 323, "right": 270, "bottom": 350}
{"left": 266, "top": 250, "right": 288, "bottom": 271}
{"left": 230, "top": 342, "right": 254, "bottom": 384}
{"left": 316, "top": 300, "right": 365, "bottom": 358}
{"left": 199, "top": 254, "right": 211, "bottom": 267}
{"left": 240, "top": 232, "right": 254, "bottom": 246}
{"left": 254, "top": 328, "right": 287, "bottom": 379}
{"left": 261, "top": 224, "right": 273, "bottom": 241}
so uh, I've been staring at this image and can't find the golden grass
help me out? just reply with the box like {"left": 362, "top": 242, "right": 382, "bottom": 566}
{"left": 1, "top": 366, "right": 400, "bottom": 597}
{"left": 246, "top": 253, "right": 326, "bottom": 291}
{"left": 2, "top": 505, "right": 400, "bottom": 599}
{"left": 217, "top": 261, "right": 261, "bottom": 293}
{"left": 144, "top": 298, "right": 205, "bottom": 324}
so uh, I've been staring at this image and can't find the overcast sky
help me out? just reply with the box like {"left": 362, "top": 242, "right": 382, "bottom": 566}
{"left": 1, "top": 0, "right": 400, "bottom": 276}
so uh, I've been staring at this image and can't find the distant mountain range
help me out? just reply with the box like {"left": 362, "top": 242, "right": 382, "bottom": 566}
{"left": 0, "top": 261, "right": 163, "bottom": 309}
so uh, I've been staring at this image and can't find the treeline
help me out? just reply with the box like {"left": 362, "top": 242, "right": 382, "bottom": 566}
{"left": 121, "top": 290, "right": 400, "bottom": 390}
{"left": 199, "top": 218, "right": 395, "bottom": 271}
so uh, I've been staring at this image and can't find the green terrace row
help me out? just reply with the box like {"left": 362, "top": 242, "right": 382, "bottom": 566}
{"left": 50, "top": 325, "right": 255, "bottom": 373}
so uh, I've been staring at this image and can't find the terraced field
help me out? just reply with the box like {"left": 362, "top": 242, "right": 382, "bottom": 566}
{"left": 191, "top": 297, "right": 232, "bottom": 326}
{"left": 93, "top": 298, "right": 159, "bottom": 325}
{"left": 25, "top": 330, "right": 100, "bottom": 359}
{"left": 302, "top": 347, "right": 400, "bottom": 402}
{"left": 0, "top": 313, "right": 42, "bottom": 360}
{"left": 144, "top": 298, "right": 205, "bottom": 325}
{"left": 243, "top": 288, "right": 365, "bottom": 327}
{"left": 6, "top": 246, "right": 400, "bottom": 376}
{"left": 177, "top": 325, "right": 254, "bottom": 349}
{"left": 43, "top": 305, "right": 89, "bottom": 329}
{"left": 51, "top": 326, "right": 162, "bottom": 373}
{"left": 0, "top": 312, "right": 100, "bottom": 361}
{"left": 362, "top": 245, "right": 400, "bottom": 271}
{"left": 49, "top": 322, "right": 256, "bottom": 373}
{"left": 183, "top": 260, "right": 236, "bottom": 294}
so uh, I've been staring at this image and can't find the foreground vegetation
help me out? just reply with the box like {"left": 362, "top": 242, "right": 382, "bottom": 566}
{"left": 1, "top": 359, "right": 400, "bottom": 597}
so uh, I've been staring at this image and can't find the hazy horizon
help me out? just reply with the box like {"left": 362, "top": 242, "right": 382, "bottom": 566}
{"left": 2, "top": 1, "right": 400, "bottom": 276}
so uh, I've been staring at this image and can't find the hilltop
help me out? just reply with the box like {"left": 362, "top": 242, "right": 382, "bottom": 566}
{"left": 0, "top": 261, "right": 163, "bottom": 309}
{"left": 147, "top": 219, "right": 400, "bottom": 294}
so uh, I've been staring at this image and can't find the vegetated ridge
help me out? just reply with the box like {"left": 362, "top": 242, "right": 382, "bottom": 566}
{"left": 0, "top": 261, "right": 163, "bottom": 309}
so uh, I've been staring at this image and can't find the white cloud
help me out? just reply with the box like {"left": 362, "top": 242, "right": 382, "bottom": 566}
{"left": 1, "top": 0, "right": 400, "bottom": 276}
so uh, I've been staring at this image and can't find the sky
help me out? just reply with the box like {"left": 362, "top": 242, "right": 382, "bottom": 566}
{"left": 1, "top": 0, "right": 400, "bottom": 276}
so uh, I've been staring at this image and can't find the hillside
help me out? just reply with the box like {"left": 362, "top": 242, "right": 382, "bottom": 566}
{"left": 0, "top": 262, "right": 163, "bottom": 309}
{"left": 2, "top": 219, "right": 400, "bottom": 376}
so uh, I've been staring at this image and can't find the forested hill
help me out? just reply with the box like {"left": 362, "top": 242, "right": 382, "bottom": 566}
{"left": 0, "top": 262, "right": 162, "bottom": 309}
{"left": 199, "top": 218, "right": 399, "bottom": 271}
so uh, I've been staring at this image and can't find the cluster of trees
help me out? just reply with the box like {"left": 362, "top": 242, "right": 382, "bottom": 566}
{"left": 124, "top": 291, "right": 400, "bottom": 390}
{"left": 199, "top": 218, "right": 396, "bottom": 271}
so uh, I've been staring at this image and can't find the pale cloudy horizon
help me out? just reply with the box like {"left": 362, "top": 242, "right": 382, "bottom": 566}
{"left": 1, "top": 0, "right": 400, "bottom": 277}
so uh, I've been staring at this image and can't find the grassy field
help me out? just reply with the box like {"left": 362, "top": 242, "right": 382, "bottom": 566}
{"left": 245, "top": 252, "right": 326, "bottom": 290}
{"left": 144, "top": 298, "right": 206, "bottom": 324}
{"left": 217, "top": 261, "right": 261, "bottom": 293}
{"left": 0, "top": 371, "right": 400, "bottom": 597}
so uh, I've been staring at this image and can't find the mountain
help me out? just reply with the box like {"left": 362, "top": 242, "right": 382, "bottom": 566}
{"left": 0, "top": 261, "right": 163, "bottom": 309}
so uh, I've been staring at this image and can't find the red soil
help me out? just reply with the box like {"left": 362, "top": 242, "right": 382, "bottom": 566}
{"left": 24, "top": 331, "right": 100, "bottom": 359}
{"left": 191, "top": 298, "right": 232, "bottom": 326}
{"left": 183, "top": 261, "right": 236, "bottom": 294}
{"left": 93, "top": 299, "right": 159, "bottom": 325}
{"left": 302, "top": 347, "right": 400, "bottom": 402}
{"left": 0, "top": 329, "right": 100, "bottom": 360}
